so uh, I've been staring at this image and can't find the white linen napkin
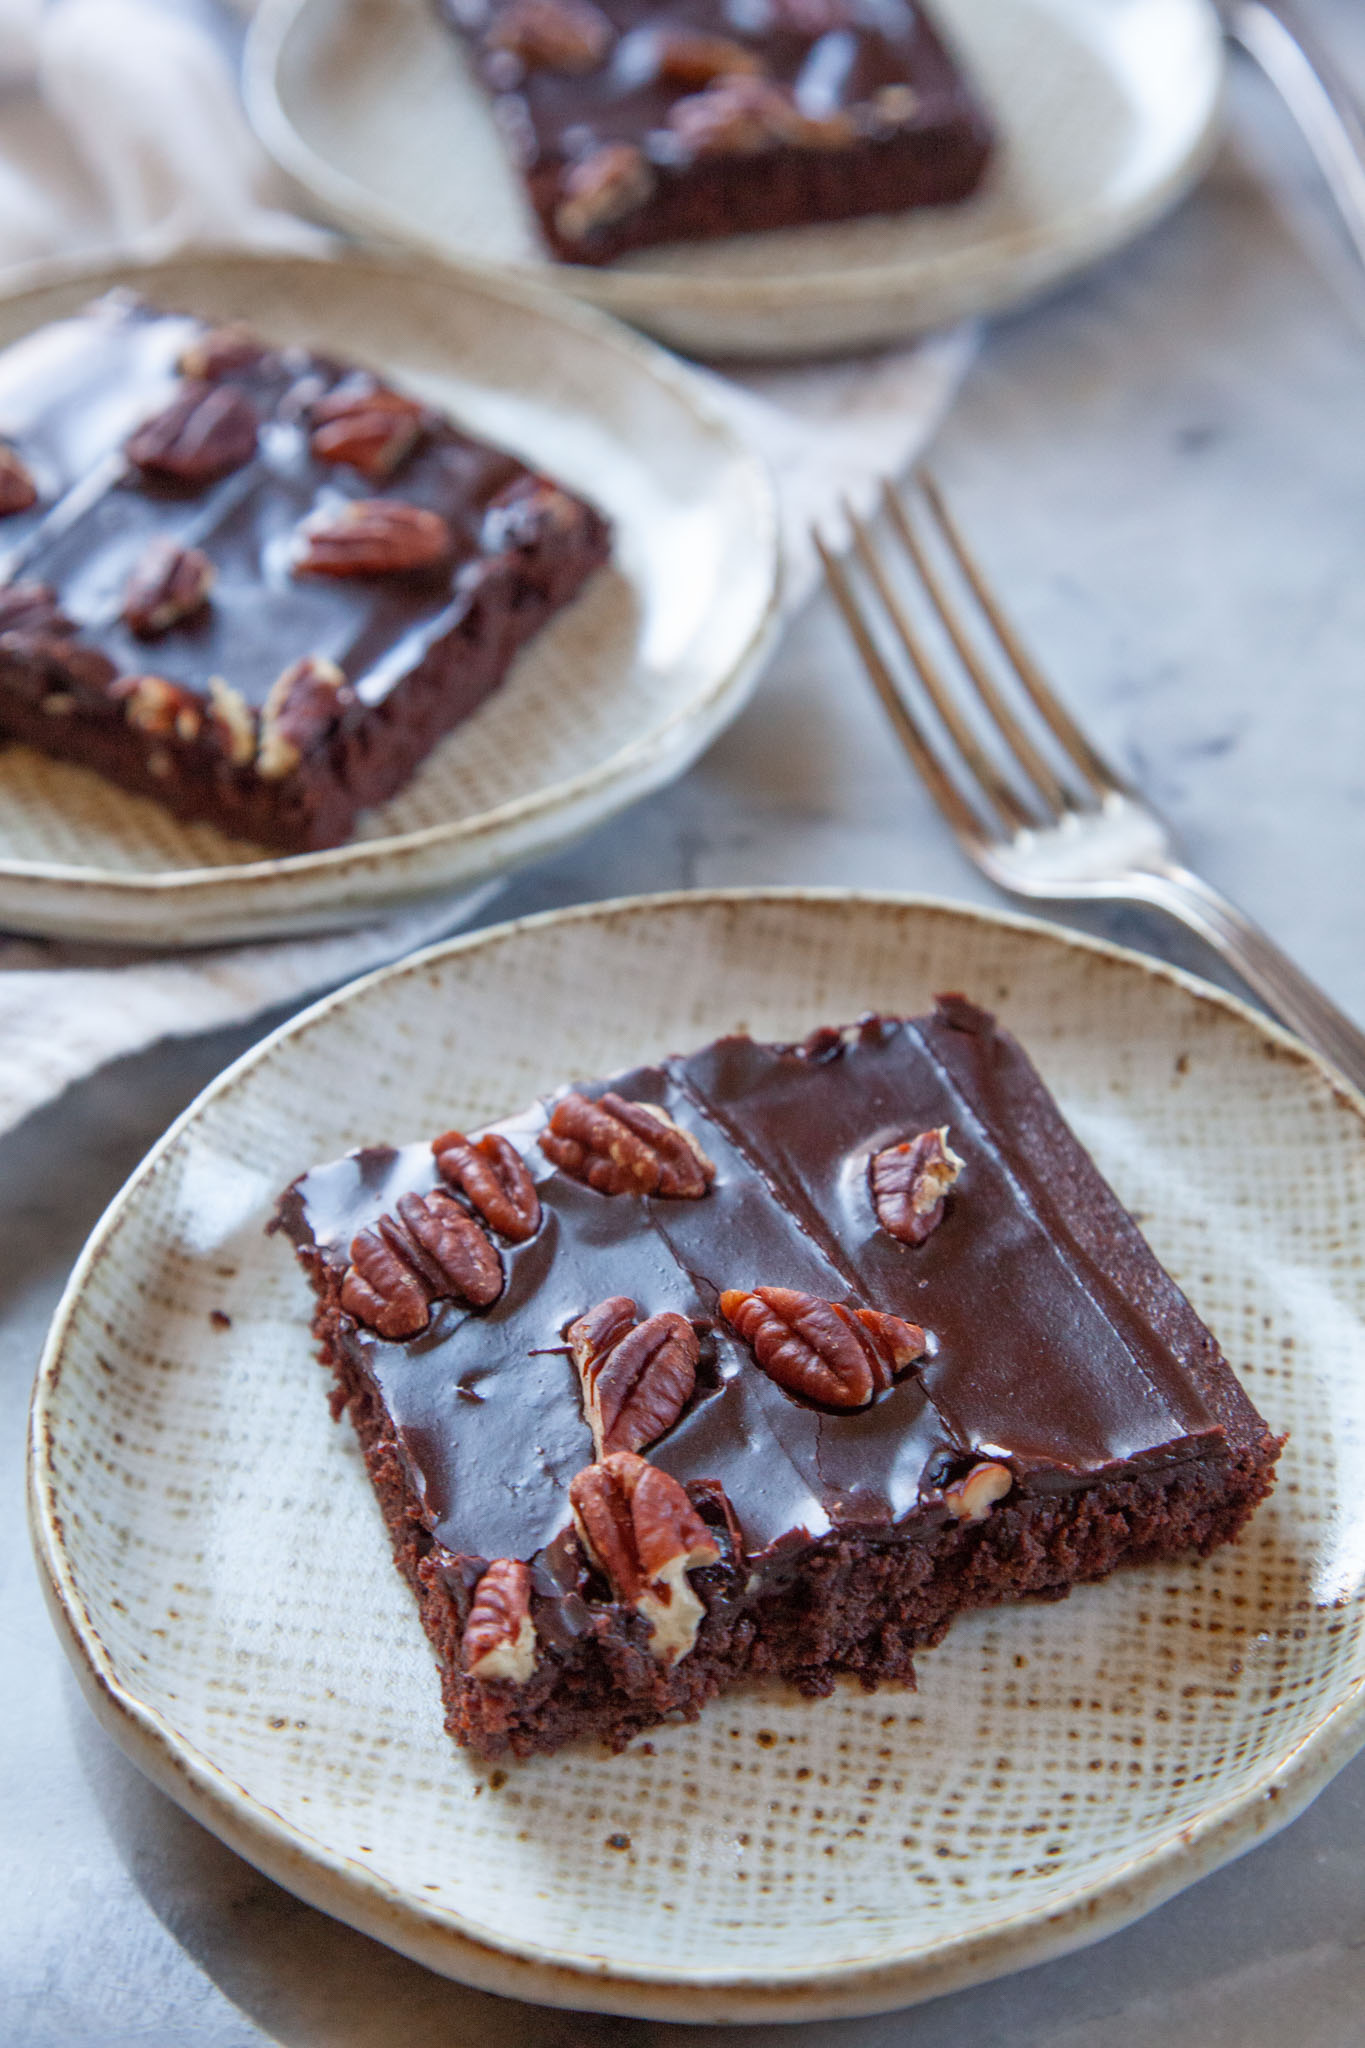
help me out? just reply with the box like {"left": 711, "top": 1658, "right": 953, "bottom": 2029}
{"left": 0, "top": 0, "right": 972, "bottom": 1136}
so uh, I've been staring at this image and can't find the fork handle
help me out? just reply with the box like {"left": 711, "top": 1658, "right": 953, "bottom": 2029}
{"left": 1224, "top": 0, "right": 1365, "bottom": 275}
{"left": 1132, "top": 864, "right": 1365, "bottom": 1095}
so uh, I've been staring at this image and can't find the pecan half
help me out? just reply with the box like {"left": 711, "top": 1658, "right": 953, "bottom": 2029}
{"left": 294, "top": 498, "right": 452, "bottom": 578}
{"left": 720, "top": 1286, "right": 925, "bottom": 1410}
{"left": 122, "top": 539, "right": 215, "bottom": 637}
{"left": 177, "top": 323, "right": 265, "bottom": 382}
{"left": 654, "top": 28, "right": 761, "bottom": 85}
{"left": 0, "top": 631, "right": 113, "bottom": 711}
{"left": 869, "top": 1127, "right": 964, "bottom": 1245}
{"left": 463, "top": 1558, "right": 538, "bottom": 1681}
{"left": 569, "top": 1450, "right": 720, "bottom": 1664}
{"left": 0, "top": 635, "right": 113, "bottom": 715}
{"left": 487, "top": 0, "right": 614, "bottom": 72}
{"left": 554, "top": 142, "right": 656, "bottom": 242}
{"left": 793, "top": 107, "right": 856, "bottom": 148}
{"left": 667, "top": 76, "right": 800, "bottom": 157}
{"left": 393, "top": 1189, "right": 503, "bottom": 1305}
{"left": 0, "top": 581, "right": 71, "bottom": 638}
{"left": 432, "top": 1129, "right": 541, "bottom": 1242}
{"left": 870, "top": 82, "right": 920, "bottom": 129}
{"left": 111, "top": 673, "right": 205, "bottom": 745}
{"left": 0, "top": 444, "right": 37, "bottom": 517}
{"left": 256, "top": 655, "right": 352, "bottom": 780}
{"left": 309, "top": 384, "right": 427, "bottom": 481}
{"left": 480, "top": 475, "right": 581, "bottom": 553}
{"left": 856, "top": 1307, "right": 929, "bottom": 1371}
{"left": 340, "top": 1190, "right": 502, "bottom": 1338}
{"left": 207, "top": 675, "right": 257, "bottom": 766}
{"left": 943, "top": 1460, "right": 1013, "bottom": 1523}
{"left": 340, "top": 1226, "right": 431, "bottom": 1340}
{"left": 541, "top": 1090, "right": 714, "bottom": 1198}
{"left": 569, "top": 1296, "right": 698, "bottom": 1456}
{"left": 124, "top": 381, "right": 259, "bottom": 484}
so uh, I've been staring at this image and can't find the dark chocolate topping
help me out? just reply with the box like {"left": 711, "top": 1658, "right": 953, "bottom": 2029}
{"left": 459, "top": 0, "right": 972, "bottom": 163}
{"left": 0, "top": 293, "right": 575, "bottom": 721}
{"left": 438, "top": 0, "right": 993, "bottom": 258}
{"left": 279, "top": 1004, "right": 1235, "bottom": 1599}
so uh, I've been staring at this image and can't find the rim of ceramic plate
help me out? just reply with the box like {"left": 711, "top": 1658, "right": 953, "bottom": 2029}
{"left": 243, "top": 0, "right": 1225, "bottom": 315}
{"left": 28, "top": 887, "right": 1365, "bottom": 2019}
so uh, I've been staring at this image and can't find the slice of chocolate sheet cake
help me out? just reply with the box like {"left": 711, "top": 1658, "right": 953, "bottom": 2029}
{"left": 274, "top": 997, "right": 1281, "bottom": 1759}
{"left": 0, "top": 293, "right": 610, "bottom": 850}
{"left": 437, "top": 0, "right": 994, "bottom": 266}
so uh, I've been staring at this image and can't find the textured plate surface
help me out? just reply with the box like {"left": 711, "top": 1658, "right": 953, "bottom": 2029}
{"left": 29, "top": 891, "right": 1365, "bottom": 2022}
{"left": 0, "top": 253, "right": 778, "bottom": 946}
{"left": 247, "top": 0, "right": 1224, "bottom": 358}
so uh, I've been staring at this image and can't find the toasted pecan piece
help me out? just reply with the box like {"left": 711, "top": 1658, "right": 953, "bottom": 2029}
{"left": 294, "top": 498, "right": 452, "bottom": 577}
{"left": 569, "top": 1450, "right": 721, "bottom": 1664}
{"left": 720, "top": 1286, "right": 925, "bottom": 1409}
{"left": 122, "top": 539, "right": 215, "bottom": 637}
{"left": 869, "top": 1127, "right": 963, "bottom": 1245}
{"left": 309, "top": 383, "right": 427, "bottom": 481}
{"left": 463, "top": 1558, "right": 538, "bottom": 1682}
{"left": 0, "top": 444, "right": 38, "bottom": 516}
{"left": 339, "top": 1190, "right": 502, "bottom": 1338}
{"left": 124, "top": 381, "right": 258, "bottom": 484}
{"left": 541, "top": 1091, "right": 713, "bottom": 1198}
{"left": 569, "top": 1297, "right": 698, "bottom": 1456}
{"left": 943, "top": 1461, "right": 1014, "bottom": 1522}
{"left": 433, "top": 1130, "right": 541, "bottom": 1242}
{"left": 256, "top": 656, "right": 353, "bottom": 780}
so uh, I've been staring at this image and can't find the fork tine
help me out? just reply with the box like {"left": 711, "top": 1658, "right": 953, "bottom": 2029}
{"left": 842, "top": 499, "right": 1040, "bottom": 834}
{"left": 812, "top": 528, "right": 988, "bottom": 849}
{"left": 879, "top": 478, "right": 1072, "bottom": 819}
{"left": 917, "top": 470, "right": 1120, "bottom": 799}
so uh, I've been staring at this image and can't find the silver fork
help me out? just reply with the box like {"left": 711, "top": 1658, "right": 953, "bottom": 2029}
{"left": 814, "top": 473, "right": 1365, "bottom": 1097}
{"left": 1219, "top": 0, "right": 1365, "bottom": 280}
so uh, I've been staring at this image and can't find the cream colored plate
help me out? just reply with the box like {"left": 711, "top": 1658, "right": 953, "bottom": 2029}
{"left": 29, "top": 891, "right": 1365, "bottom": 2021}
{"left": 246, "top": 0, "right": 1224, "bottom": 359}
{"left": 0, "top": 252, "right": 778, "bottom": 947}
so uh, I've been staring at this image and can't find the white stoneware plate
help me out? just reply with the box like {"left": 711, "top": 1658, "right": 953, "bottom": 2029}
{"left": 0, "top": 252, "right": 779, "bottom": 947}
{"left": 28, "top": 891, "right": 1365, "bottom": 2022}
{"left": 246, "top": 0, "right": 1224, "bottom": 359}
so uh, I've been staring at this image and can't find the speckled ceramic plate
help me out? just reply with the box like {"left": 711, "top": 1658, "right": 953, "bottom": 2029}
{"left": 28, "top": 891, "right": 1365, "bottom": 2022}
{"left": 0, "top": 252, "right": 779, "bottom": 947}
{"left": 246, "top": 0, "right": 1224, "bottom": 359}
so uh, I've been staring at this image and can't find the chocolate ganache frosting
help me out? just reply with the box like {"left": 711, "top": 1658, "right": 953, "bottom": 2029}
{"left": 0, "top": 292, "right": 611, "bottom": 851}
{"left": 0, "top": 293, "right": 540, "bottom": 715}
{"left": 436, "top": 0, "right": 995, "bottom": 265}
{"left": 278, "top": 1000, "right": 1233, "bottom": 1610}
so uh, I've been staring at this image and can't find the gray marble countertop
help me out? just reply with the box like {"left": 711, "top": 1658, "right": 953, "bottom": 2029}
{"left": 6, "top": 9, "right": 1365, "bottom": 2043}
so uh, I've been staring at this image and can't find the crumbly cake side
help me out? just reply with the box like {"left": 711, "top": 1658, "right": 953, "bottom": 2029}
{"left": 300, "top": 1292, "right": 1277, "bottom": 1758}
{"left": 275, "top": 1000, "right": 1282, "bottom": 1759}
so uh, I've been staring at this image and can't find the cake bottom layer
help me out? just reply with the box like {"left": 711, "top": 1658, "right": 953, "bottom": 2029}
{"left": 316, "top": 1307, "right": 1280, "bottom": 1762}
{"left": 0, "top": 522, "right": 609, "bottom": 852}
{"left": 534, "top": 125, "right": 992, "bottom": 266}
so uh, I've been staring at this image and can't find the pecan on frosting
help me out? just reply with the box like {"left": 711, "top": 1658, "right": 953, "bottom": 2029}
{"left": 541, "top": 1090, "right": 714, "bottom": 1198}
{"left": 721, "top": 1286, "right": 925, "bottom": 1410}
{"left": 569, "top": 1296, "right": 698, "bottom": 1456}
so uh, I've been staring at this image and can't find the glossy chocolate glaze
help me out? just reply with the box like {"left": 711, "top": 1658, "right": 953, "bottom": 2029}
{"left": 0, "top": 293, "right": 556, "bottom": 713}
{"left": 466, "top": 0, "right": 974, "bottom": 165}
{"left": 438, "top": 0, "right": 994, "bottom": 262}
{"left": 279, "top": 1003, "right": 1242, "bottom": 1608}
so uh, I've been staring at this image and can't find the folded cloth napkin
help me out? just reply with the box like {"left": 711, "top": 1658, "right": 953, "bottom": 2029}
{"left": 0, "top": 0, "right": 973, "bottom": 1138}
